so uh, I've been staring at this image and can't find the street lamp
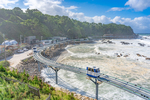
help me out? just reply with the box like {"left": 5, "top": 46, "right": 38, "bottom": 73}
{"left": 3, "top": 34, "right": 6, "bottom": 61}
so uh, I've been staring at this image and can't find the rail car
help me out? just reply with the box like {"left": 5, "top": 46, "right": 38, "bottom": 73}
{"left": 33, "top": 47, "right": 37, "bottom": 53}
{"left": 86, "top": 66, "right": 100, "bottom": 78}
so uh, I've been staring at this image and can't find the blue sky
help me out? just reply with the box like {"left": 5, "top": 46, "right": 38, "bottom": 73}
{"left": 0, "top": 0, "right": 150, "bottom": 33}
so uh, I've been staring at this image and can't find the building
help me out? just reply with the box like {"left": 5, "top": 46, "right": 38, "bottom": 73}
{"left": 52, "top": 36, "right": 67, "bottom": 41}
{"left": 42, "top": 40, "right": 52, "bottom": 45}
{"left": 24, "top": 36, "right": 36, "bottom": 44}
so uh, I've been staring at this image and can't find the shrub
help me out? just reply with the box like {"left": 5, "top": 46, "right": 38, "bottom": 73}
{"left": 0, "top": 61, "right": 10, "bottom": 67}
{"left": 0, "top": 65, "right": 6, "bottom": 72}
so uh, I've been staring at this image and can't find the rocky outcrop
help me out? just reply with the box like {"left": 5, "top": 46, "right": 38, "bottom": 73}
{"left": 138, "top": 43, "right": 145, "bottom": 47}
{"left": 136, "top": 53, "right": 141, "bottom": 57}
{"left": 136, "top": 54, "right": 147, "bottom": 58}
{"left": 14, "top": 62, "right": 45, "bottom": 79}
{"left": 145, "top": 58, "right": 150, "bottom": 60}
{"left": 120, "top": 41, "right": 130, "bottom": 45}
{"left": 124, "top": 55, "right": 129, "bottom": 57}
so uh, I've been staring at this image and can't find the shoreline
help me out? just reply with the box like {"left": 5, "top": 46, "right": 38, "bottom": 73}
{"left": 14, "top": 43, "right": 97, "bottom": 100}
{"left": 12, "top": 38, "right": 150, "bottom": 100}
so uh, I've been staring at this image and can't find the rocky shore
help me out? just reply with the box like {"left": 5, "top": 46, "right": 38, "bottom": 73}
{"left": 14, "top": 41, "right": 96, "bottom": 100}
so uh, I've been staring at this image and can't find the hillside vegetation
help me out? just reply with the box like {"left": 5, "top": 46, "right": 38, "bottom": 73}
{"left": 0, "top": 63, "right": 78, "bottom": 100}
{"left": 0, "top": 7, "right": 135, "bottom": 43}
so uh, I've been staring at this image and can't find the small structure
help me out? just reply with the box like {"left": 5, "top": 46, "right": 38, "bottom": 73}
{"left": 24, "top": 36, "right": 36, "bottom": 44}
{"left": 52, "top": 36, "right": 67, "bottom": 41}
{"left": 42, "top": 40, "right": 52, "bottom": 45}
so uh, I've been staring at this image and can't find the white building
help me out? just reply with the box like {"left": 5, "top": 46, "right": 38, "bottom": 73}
{"left": 42, "top": 40, "right": 52, "bottom": 45}
{"left": 52, "top": 36, "right": 67, "bottom": 41}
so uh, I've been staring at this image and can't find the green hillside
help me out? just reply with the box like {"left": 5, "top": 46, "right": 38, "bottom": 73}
{"left": 0, "top": 7, "right": 135, "bottom": 43}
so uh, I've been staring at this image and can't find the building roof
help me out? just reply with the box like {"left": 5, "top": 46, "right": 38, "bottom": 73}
{"left": 2, "top": 40, "right": 18, "bottom": 46}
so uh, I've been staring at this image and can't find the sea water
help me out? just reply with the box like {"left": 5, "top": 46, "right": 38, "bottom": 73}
{"left": 41, "top": 34, "right": 150, "bottom": 100}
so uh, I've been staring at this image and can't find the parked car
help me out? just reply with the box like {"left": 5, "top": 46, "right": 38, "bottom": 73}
{"left": 17, "top": 49, "right": 24, "bottom": 53}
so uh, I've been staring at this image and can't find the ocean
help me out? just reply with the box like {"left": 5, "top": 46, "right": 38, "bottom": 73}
{"left": 41, "top": 34, "right": 150, "bottom": 100}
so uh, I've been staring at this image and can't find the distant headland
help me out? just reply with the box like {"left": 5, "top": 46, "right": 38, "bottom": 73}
{"left": 0, "top": 7, "right": 136, "bottom": 43}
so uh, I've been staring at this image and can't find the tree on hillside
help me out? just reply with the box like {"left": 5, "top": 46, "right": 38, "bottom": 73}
{"left": 0, "top": 7, "right": 135, "bottom": 43}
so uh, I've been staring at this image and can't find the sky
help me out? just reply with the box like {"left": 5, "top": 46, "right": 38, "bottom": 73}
{"left": 0, "top": 0, "right": 150, "bottom": 33}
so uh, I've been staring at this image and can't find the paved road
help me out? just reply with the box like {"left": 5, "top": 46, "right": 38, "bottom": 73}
{"left": 0, "top": 50, "right": 32, "bottom": 68}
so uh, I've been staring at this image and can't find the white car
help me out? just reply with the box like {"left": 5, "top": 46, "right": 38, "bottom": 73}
{"left": 23, "top": 48, "right": 28, "bottom": 51}
{"left": 17, "top": 49, "right": 24, "bottom": 53}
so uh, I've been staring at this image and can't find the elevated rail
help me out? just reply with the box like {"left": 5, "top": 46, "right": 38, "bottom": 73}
{"left": 33, "top": 40, "right": 150, "bottom": 100}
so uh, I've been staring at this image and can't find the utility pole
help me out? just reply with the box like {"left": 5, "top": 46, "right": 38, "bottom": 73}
{"left": 41, "top": 36, "right": 43, "bottom": 42}
{"left": 20, "top": 35, "right": 22, "bottom": 45}
{"left": 3, "top": 34, "right": 6, "bottom": 61}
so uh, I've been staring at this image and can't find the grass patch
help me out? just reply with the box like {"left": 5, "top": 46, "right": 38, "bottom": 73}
{"left": 0, "top": 61, "right": 10, "bottom": 67}
{"left": 0, "top": 65, "right": 79, "bottom": 100}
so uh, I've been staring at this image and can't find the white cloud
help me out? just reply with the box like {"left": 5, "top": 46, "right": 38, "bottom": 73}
{"left": 24, "top": 0, "right": 77, "bottom": 16}
{"left": 22, "top": 8, "right": 27, "bottom": 12}
{"left": 111, "top": 16, "right": 150, "bottom": 32}
{"left": 92, "top": 15, "right": 111, "bottom": 24}
{"left": 125, "top": 0, "right": 150, "bottom": 11}
{"left": 108, "top": 0, "right": 150, "bottom": 12}
{"left": 0, "top": 0, "right": 18, "bottom": 8}
{"left": 108, "top": 7, "right": 130, "bottom": 12}
{"left": 66, "top": 6, "right": 78, "bottom": 10}
{"left": 23, "top": 0, "right": 150, "bottom": 33}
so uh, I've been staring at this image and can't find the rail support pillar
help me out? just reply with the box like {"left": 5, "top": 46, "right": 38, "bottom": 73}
{"left": 59, "top": 43, "right": 60, "bottom": 49}
{"left": 96, "top": 79, "right": 98, "bottom": 100}
{"left": 43, "top": 50, "right": 45, "bottom": 56}
{"left": 54, "top": 69, "right": 59, "bottom": 84}
{"left": 38, "top": 62, "right": 41, "bottom": 72}
{"left": 50, "top": 67, "right": 60, "bottom": 84}
{"left": 55, "top": 70, "right": 58, "bottom": 84}
{"left": 90, "top": 78, "right": 99, "bottom": 100}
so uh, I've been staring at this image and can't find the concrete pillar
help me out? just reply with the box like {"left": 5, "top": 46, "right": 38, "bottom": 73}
{"left": 90, "top": 78, "right": 99, "bottom": 100}
{"left": 55, "top": 70, "right": 58, "bottom": 84}
{"left": 96, "top": 79, "right": 98, "bottom": 100}
{"left": 38, "top": 62, "right": 40, "bottom": 72}
{"left": 59, "top": 43, "right": 60, "bottom": 49}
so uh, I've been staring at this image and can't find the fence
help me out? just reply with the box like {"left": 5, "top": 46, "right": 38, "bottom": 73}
{"left": 46, "top": 94, "right": 51, "bottom": 100}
